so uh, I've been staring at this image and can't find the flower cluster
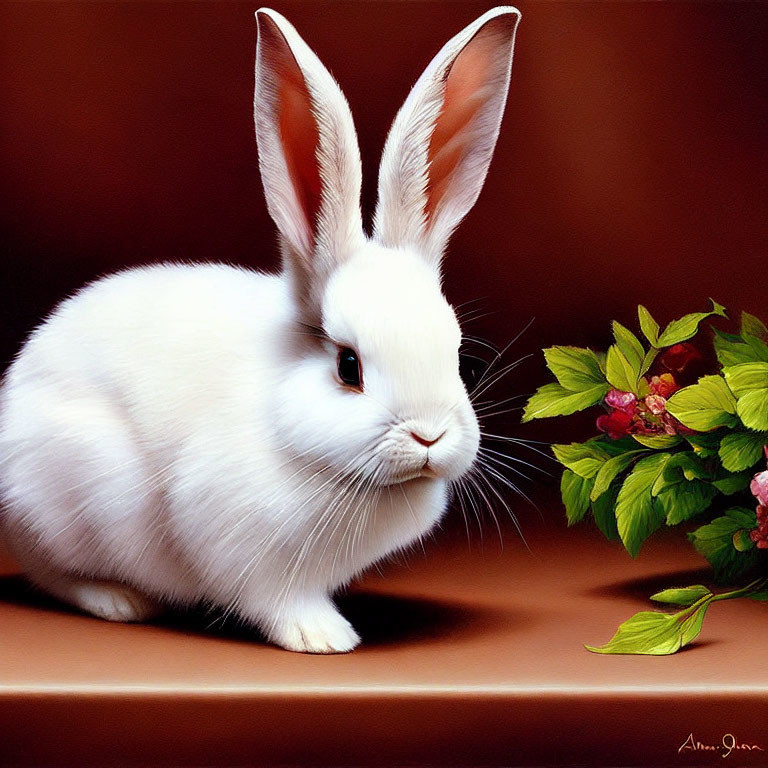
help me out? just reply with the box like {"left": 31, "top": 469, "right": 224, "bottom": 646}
{"left": 523, "top": 301, "right": 768, "bottom": 656}
{"left": 597, "top": 373, "right": 693, "bottom": 440}
{"left": 750, "top": 448, "right": 768, "bottom": 550}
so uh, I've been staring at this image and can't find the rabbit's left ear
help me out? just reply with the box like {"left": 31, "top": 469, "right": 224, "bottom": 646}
{"left": 373, "top": 7, "right": 521, "bottom": 267}
{"left": 255, "top": 9, "right": 364, "bottom": 303}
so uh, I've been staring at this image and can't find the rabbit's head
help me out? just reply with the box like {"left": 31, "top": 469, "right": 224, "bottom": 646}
{"left": 255, "top": 7, "right": 520, "bottom": 486}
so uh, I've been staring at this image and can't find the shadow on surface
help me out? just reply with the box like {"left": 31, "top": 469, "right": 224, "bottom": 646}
{"left": 337, "top": 590, "right": 517, "bottom": 647}
{"left": 0, "top": 574, "right": 520, "bottom": 649}
{"left": 585, "top": 567, "right": 714, "bottom": 602}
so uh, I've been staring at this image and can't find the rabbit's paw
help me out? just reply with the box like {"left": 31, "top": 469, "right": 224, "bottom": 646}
{"left": 269, "top": 601, "right": 361, "bottom": 654}
{"left": 67, "top": 581, "right": 162, "bottom": 623}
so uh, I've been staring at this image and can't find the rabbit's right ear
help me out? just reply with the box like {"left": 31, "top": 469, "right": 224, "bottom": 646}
{"left": 255, "top": 9, "right": 364, "bottom": 307}
{"left": 373, "top": 7, "right": 520, "bottom": 268}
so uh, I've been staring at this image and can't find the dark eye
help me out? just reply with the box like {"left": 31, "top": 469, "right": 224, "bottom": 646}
{"left": 337, "top": 346, "right": 362, "bottom": 390}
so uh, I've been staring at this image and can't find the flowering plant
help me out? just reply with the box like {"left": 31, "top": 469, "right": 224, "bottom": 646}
{"left": 523, "top": 301, "right": 768, "bottom": 654}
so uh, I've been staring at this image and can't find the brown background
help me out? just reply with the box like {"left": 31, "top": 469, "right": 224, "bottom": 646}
{"left": 1, "top": 0, "right": 767, "bottom": 510}
{"left": 0, "top": 4, "right": 767, "bottom": 763}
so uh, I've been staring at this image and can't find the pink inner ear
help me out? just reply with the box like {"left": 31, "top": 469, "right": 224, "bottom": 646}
{"left": 262, "top": 17, "right": 322, "bottom": 247}
{"left": 425, "top": 21, "right": 505, "bottom": 224}
{"left": 279, "top": 75, "right": 322, "bottom": 244}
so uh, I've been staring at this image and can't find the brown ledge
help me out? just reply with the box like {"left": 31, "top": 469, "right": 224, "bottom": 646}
{"left": 1, "top": 498, "right": 766, "bottom": 766}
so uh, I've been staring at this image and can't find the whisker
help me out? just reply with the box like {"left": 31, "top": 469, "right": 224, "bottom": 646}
{"left": 478, "top": 448, "right": 536, "bottom": 482}
{"left": 479, "top": 445, "right": 551, "bottom": 477}
{"left": 449, "top": 480, "right": 474, "bottom": 547}
{"left": 473, "top": 464, "right": 531, "bottom": 552}
{"left": 457, "top": 310, "right": 496, "bottom": 326}
{"left": 477, "top": 457, "right": 539, "bottom": 518}
{"left": 481, "top": 433, "right": 557, "bottom": 462}
{"left": 473, "top": 394, "right": 528, "bottom": 412}
{"left": 476, "top": 406, "right": 524, "bottom": 420}
{"left": 471, "top": 355, "right": 532, "bottom": 403}
{"left": 461, "top": 334, "right": 500, "bottom": 356}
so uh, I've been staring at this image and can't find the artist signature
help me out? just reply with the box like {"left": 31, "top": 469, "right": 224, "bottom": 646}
{"left": 678, "top": 733, "right": 764, "bottom": 759}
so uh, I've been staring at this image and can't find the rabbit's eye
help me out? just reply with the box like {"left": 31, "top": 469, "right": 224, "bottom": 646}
{"left": 337, "top": 347, "right": 362, "bottom": 390}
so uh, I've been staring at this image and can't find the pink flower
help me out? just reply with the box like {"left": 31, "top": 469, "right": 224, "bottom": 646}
{"left": 751, "top": 470, "right": 768, "bottom": 507}
{"left": 750, "top": 506, "right": 768, "bottom": 549}
{"left": 605, "top": 390, "right": 636, "bottom": 414}
{"left": 645, "top": 394, "right": 667, "bottom": 415}
{"left": 596, "top": 409, "right": 633, "bottom": 440}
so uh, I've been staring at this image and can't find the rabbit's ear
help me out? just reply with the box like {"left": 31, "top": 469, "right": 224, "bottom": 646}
{"left": 373, "top": 7, "right": 520, "bottom": 267}
{"left": 255, "top": 9, "right": 364, "bottom": 298}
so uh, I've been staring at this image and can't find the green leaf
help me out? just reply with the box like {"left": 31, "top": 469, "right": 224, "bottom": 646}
{"left": 521, "top": 382, "right": 609, "bottom": 422}
{"left": 656, "top": 299, "right": 727, "bottom": 347}
{"left": 662, "top": 451, "right": 709, "bottom": 482}
{"left": 590, "top": 436, "right": 640, "bottom": 457}
{"left": 722, "top": 363, "right": 768, "bottom": 430}
{"left": 640, "top": 347, "right": 659, "bottom": 377}
{"left": 650, "top": 585, "right": 711, "bottom": 606}
{"left": 561, "top": 469, "right": 593, "bottom": 525}
{"left": 684, "top": 432, "right": 721, "bottom": 458}
{"left": 657, "top": 480, "right": 716, "bottom": 525}
{"left": 638, "top": 305, "right": 660, "bottom": 347}
{"left": 712, "top": 473, "right": 752, "bottom": 495}
{"left": 743, "top": 334, "right": 768, "bottom": 363}
{"left": 632, "top": 434, "right": 681, "bottom": 450}
{"left": 666, "top": 375, "right": 738, "bottom": 431}
{"left": 594, "top": 350, "right": 607, "bottom": 374}
{"left": 591, "top": 488, "right": 620, "bottom": 541}
{"left": 585, "top": 602, "right": 710, "bottom": 655}
{"left": 741, "top": 311, "right": 768, "bottom": 341}
{"left": 605, "top": 345, "right": 639, "bottom": 394}
{"left": 723, "top": 362, "right": 768, "bottom": 395}
{"left": 713, "top": 328, "right": 761, "bottom": 366}
{"left": 612, "top": 321, "right": 645, "bottom": 374}
{"left": 615, "top": 453, "right": 671, "bottom": 556}
{"left": 749, "top": 590, "right": 768, "bottom": 601}
{"left": 725, "top": 506, "right": 759, "bottom": 528}
{"left": 718, "top": 431, "right": 768, "bottom": 472}
{"left": 688, "top": 507, "right": 759, "bottom": 582}
{"left": 735, "top": 389, "right": 768, "bottom": 431}
{"left": 552, "top": 442, "right": 610, "bottom": 479}
{"left": 543, "top": 346, "right": 606, "bottom": 392}
{"left": 590, "top": 450, "right": 648, "bottom": 501}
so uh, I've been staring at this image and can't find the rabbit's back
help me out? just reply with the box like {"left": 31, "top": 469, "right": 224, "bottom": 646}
{"left": 0, "top": 263, "right": 292, "bottom": 600}
{"left": 1, "top": 263, "right": 288, "bottom": 440}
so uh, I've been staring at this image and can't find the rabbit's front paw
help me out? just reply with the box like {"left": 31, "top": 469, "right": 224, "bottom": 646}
{"left": 269, "top": 600, "right": 361, "bottom": 654}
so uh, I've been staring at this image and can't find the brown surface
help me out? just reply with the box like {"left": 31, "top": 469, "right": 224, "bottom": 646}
{"left": 0, "top": 506, "right": 766, "bottom": 766}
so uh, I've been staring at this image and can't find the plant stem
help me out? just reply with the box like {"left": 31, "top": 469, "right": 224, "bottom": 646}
{"left": 709, "top": 577, "right": 768, "bottom": 602}
{"left": 670, "top": 578, "right": 767, "bottom": 624}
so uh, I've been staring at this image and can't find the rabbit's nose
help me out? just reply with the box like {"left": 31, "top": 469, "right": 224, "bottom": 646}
{"left": 410, "top": 430, "right": 445, "bottom": 448}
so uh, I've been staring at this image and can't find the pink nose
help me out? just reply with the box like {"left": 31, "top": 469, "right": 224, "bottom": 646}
{"left": 410, "top": 431, "right": 445, "bottom": 448}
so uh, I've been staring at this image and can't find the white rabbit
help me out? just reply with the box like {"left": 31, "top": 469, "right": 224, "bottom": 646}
{"left": 0, "top": 6, "right": 521, "bottom": 653}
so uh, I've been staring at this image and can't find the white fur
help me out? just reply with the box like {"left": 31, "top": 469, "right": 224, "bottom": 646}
{"left": 0, "top": 7, "right": 520, "bottom": 653}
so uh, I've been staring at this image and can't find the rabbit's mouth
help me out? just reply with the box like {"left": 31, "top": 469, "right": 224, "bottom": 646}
{"left": 382, "top": 463, "right": 439, "bottom": 486}
{"left": 387, "top": 461, "right": 440, "bottom": 485}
